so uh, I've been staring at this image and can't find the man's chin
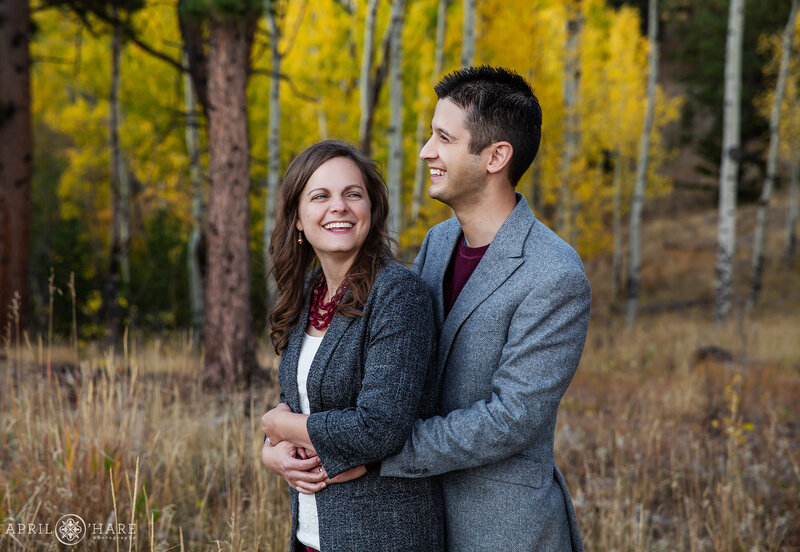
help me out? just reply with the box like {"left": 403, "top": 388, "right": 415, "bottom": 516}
{"left": 427, "top": 185, "right": 452, "bottom": 206}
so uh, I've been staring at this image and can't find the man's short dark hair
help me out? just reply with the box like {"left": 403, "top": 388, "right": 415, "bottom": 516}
{"left": 434, "top": 66, "right": 542, "bottom": 186}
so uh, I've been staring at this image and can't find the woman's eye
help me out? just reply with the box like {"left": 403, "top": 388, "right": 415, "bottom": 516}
{"left": 311, "top": 194, "right": 326, "bottom": 200}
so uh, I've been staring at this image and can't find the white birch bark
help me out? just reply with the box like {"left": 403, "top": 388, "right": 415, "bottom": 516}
{"left": 461, "top": 0, "right": 475, "bottom": 68}
{"left": 263, "top": 3, "right": 282, "bottom": 313}
{"left": 558, "top": 5, "right": 581, "bottom": 237}
{"left": 387, "top": 0, "right": 407, "bottom": 238}
{"left": 786, "top": 152, "right": 800, "bottom": 268}
{"left": 714, "top": 0, "right": 745, "bottom": 322}
{"left": 318, "top": 100, "right": 329, "bottom": 140}
{"left": 625, "top": 0, "right": 658, "bottom": 326}
{"left": 612, "top": 148, "right": 623, "bottom": 298}
{"left": 749, "top": 0, "right": 798, "bottom": 307}
{"left": 411, "top": 114, "right": 428, "bottom": 223}
{"left": 184, "top": 50, "right": 204, "bottom": 340}
{"left": 358, "top": 0, "right": 380, "bottom": 149}
{"left": 108, "top": 10, "right": 130, "bottom": 336}
{"left": 412, "top": 0, "right": 449, "bottom": 223}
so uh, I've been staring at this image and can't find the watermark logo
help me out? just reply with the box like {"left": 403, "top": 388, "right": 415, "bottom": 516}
{"left": 4, "top": 513, "right": 135, "bottom": 545}
{"left": 55, "top": 514, "right": 86, "bottom": 546}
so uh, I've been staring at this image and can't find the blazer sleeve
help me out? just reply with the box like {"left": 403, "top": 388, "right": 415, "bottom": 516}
{"left": 306, "top": 273, "right": 436, "bottom": 478}
{"left": 380, "top": 269, "right": 591, "bottom": 478}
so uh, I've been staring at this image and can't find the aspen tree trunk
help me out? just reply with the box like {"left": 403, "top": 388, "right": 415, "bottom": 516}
{"left": 107, "top": 11, "right": 131, "bottom": 338}
{"left": 358, "top": 0, "right": 380, "bottom": 151}
{"left": 263, "top": 3, "right": 282, "bottom": 315}
{"left": 714, "top": 0, "right": 745, "bottom": 322}
{"left": 204, "top": 15, "right": 258, "bottom": 387}
{"left": 460, "top": 0, "right": 475, "bottom": 68}
{"left": 625, "top": 0, "right": 658, "bottom": 326}
{"left": 318, "top": 101, "right": 329, "bottom": 140}
{"left": 748, "top": 0, "right": 798, "bottom": 307}
{"left": 558, "top": 4, "right": 581, "bottom": 238}
{"left": 434, "top": 0, "right": 449, "bottom": 78}
{"left": 411, "top": 114, "right": 428, "bottom": 223}
{"left": 386, "top": 0, "right": 407, "bottom": 238}
{"left": 786, "top": 153, "right": 800, "bottom": 267}
{"left": 0, "top": 0, "right": 32, "bottom": 331}
{"left": 412, "top": 0, "right": 449, "bottom": 223}
{"left": 184, "top": 51, "right": 204, "bottom": 342}
{"left": 612, "top": 148, "right": 623, "bottom": 298}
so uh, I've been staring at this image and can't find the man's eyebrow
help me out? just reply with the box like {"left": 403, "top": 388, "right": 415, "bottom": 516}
{"left": 431, "top": 124, "right": 454, "bottom": 139}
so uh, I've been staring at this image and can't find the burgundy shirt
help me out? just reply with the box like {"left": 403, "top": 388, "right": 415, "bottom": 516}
{"left": 443, "top": 235, "right": 490, "bottom": 316}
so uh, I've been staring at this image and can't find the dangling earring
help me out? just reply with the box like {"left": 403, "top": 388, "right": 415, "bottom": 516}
{"left": 297, "top": 231, "right": 304, "bottom": 245}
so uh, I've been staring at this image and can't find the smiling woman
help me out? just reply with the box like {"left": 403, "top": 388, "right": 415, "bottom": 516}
{"left": 295, "top": 156, "right": 372, "bottom": 266}
{"left": 260, "top": 140, "right": 444, "bottom": 552}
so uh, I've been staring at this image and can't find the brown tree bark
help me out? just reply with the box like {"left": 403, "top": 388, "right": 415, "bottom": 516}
{"left": 203, "top": 14, "right": 259, "bottom": 387}
{"left": 0, "top": 0, "right": 33, "bottom": 333}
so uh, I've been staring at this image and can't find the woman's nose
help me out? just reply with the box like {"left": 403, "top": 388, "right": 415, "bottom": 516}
{"left": 329, "top": 195, "right": 348, "bottom": 213}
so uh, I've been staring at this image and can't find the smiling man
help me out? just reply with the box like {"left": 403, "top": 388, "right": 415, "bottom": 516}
{"left": 379, "top": 66, "right": 591, "bottom": 551}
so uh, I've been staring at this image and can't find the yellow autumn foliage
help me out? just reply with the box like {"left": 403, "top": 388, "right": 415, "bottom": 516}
{"left": 32, "top": 0, "right": 682, "bottom": 265}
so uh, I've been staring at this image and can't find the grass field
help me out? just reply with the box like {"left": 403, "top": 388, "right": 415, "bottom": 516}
{"left": 1, "top": 198, "right": 799, "bottom": 551}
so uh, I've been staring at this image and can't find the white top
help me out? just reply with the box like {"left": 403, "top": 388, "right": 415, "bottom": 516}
{"left": 296, "top": 332, "right": 324, "bottom": 551}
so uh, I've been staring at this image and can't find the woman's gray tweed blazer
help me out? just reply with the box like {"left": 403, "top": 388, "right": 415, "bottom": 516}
{"left": 277, "top": 261, "right": 444, "bottom": 552}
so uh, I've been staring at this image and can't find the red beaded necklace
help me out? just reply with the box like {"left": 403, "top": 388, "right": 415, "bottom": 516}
{"left": 308, "top": 278, "right": 349, "bottom": 330}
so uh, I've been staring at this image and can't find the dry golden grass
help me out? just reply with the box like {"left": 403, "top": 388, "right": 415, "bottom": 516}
{"left": 1, "top": 197, "right": 799, "bottom": 551}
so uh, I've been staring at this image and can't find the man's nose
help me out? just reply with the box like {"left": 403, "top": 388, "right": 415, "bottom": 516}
{"left": 419, "top": 135, "right": 436, "bottom": 160}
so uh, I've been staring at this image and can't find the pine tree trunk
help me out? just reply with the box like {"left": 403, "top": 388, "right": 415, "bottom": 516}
{"left": 412, "top": 0, "right": 449, "bottom": 223}
{"left": 184, "top": 50, "right": 205, "bottom": 342}
{"left": 625, "top": 0, "right": 658, "bottom": 326}
{"left": 558, "top": 4, "right": 581, "bottom": 238}
{"left": 0, "top": 0, "right": 32, "bottom": 332}
{"left": 358, "top": 0, "right": 380, "bottom": 152}
{"left": 107, "top": 12, "right": 131, "bottom": 339}
{"left": 386, "top": 0, "right": 407, "bottom": 238}
{"left": 612, "top": 149, "right": 623, "bottom": 298}
{"left": 460, "top": 0, "right": 475, "bottom": 68}
{"left": 749, "top": 0, "right": 798, "bottom": 308}
{"left": 204, "top": 15, "right": 258, "bottom": 387}
{"left": 263, "top": 4, "right": 282, "bottom": 316}
{"left": 785, "top": 154, "right": 800, "bottom": 268}
{"left": 714, "top": 0, "right": 745, "bottom": 322}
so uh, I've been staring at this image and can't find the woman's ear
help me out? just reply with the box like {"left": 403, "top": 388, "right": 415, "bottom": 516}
{"left": 295, "top": 220, "right": 303, "bottom": 232}
{"left": 486, "top": 142, "right": 513, "bottom": 175}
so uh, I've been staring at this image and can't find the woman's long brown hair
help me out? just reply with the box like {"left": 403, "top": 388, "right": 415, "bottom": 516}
{"left": 268, "top": 141, "right": 396, "bottom": 353}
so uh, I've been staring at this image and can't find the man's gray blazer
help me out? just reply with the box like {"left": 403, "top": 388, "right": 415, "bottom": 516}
{"left": 381, "top": 194, "right": 590, "bottom": 551}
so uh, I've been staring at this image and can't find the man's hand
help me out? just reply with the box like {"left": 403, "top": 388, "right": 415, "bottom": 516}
{"left": 325, "top": 464, "right": 367, "bottom": 485}
{"left": 261, "top": 440, "right": 326, "bottom": 494}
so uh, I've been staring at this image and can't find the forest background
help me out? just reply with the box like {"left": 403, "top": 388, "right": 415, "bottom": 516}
{"left": 1, "top": 0, "right": 800, "bottom": 550}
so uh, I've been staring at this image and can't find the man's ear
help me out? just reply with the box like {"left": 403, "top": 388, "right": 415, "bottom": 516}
{"left": 486, "top": 142, "right": 513, "bottom": 175}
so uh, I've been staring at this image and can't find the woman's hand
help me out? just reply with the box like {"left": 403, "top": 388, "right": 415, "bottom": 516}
{"left": 325, "top": 464, "right": 367, "bottom": 485}
{"left": 261, "top": 440, "right": 327, "bottom": 495}
{"left": 261, "top": 402, "right": 314, "bottom": 450}
{"left": 261, "top": 402, "right": 292, "bottom": 445}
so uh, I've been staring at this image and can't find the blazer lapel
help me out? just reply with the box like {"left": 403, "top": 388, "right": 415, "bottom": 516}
{"left": 437, "top": 194, "right": 535, "bottom": 369}
{"left": 281, "top": 302, "right": 309, "bottom": 413}
{"left": 427, "top": 221, "right": 461, "bottom": 332}
{"left": 305, "top": 311, "right": 356, "bottom": 413}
